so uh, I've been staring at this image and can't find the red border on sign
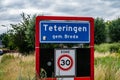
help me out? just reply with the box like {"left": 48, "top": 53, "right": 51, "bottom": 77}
{"left": 57, "top": 54, "right": 73, "bottom": 71}
{"left": 36, "top": 16, "right": 94, "bottom": 80}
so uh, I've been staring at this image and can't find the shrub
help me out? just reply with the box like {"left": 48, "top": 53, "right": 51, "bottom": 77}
{"left": 109, "top": 43, "right": 120, "bottom": 53}
{"left": 95, "top": 43, "right": 111, "bottom": 53}
{"left": 95, "top": 43, "right": 120, "bottom": 53}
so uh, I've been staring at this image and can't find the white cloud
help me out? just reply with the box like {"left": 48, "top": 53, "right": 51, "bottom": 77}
{"left": 0, "top": 0, "right": 120, "bottom": 34}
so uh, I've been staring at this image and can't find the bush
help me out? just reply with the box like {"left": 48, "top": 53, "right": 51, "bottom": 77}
{"left": 109, "top": 43, "right": 120, "bottom": 53}
{"left": 95, "top": 43, "right": 111, "bottom": 53}
{"left": 95, "top": 43, "right": 120, "bottom": 53}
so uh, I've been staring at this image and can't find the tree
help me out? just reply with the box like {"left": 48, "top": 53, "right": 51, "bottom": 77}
{"left": 0, "top": 32, "right": 16, "bottom": 50}
{"left": 1, "top": 33, "right": 9, "bottom": 48}
{"left": 8, "top": 13, "right": 36, "bottom": 54}
{"left": 1, "top": 13, "right": 38, "bottom": 54}
{"left": 25, "top": 14, "right": 36, "bottom": 51}
{"left": 109, "top": 18, "right": 120, "bottom": 42}
{"left": 95, "top": 18, "right": 106, "bottom": 44}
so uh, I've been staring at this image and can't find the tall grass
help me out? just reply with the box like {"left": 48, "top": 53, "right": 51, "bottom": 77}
{"left": 95, "top": 43, "right": 120, "bottom": 80}
{"left": 95, "top": 53, "right": 120, "bottom": 80}
{"left": 0, "top": 54, "right": 35, "bottom": 80}
{"left": 95, "top": 64, "right": 120, "bottom": 80}
{"left": 0, "top": 50, "right": 120, "bottom": 80}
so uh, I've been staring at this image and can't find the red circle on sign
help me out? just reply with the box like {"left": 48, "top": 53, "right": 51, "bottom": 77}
{"left": 57, "top": 54, "right": 73, "bottom": 71}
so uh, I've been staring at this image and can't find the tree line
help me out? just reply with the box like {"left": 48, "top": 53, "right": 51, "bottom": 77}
{"left": 95, "top": 17, "right": 120, "bottom": 44}
{"left": 0, "top": 13, "right": 120, "bottom": 54}
{"left": 0, "top": 13, "right": 36, "bottom": 54}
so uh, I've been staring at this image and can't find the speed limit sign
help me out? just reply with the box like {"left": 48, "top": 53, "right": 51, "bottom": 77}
{"left": 57, "top": 54, "right": 73, "bottom": 71}
{"left": 55, "top": 49, "right": 76, "bottom": 77}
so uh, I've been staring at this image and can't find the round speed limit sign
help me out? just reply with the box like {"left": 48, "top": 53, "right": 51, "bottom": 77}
{"left": 57, "top": 54, "right": 73, "bottom": 71}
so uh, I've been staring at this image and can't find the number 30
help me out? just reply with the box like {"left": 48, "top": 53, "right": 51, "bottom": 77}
{"left": 61, "top": 59, "right": 70, "bottom": 66}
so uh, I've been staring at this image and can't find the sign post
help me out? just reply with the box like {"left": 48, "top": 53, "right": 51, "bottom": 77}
{"left": 36, "top": 16, "right": 94, "bottom": 80}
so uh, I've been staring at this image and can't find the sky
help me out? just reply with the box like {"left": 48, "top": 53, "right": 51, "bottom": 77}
{"left": 0, "top": 0, "right": 120, "bottom": 34}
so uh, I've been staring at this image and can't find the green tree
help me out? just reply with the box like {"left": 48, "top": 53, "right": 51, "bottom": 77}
{"left": 95, "top": 18, "right": 106, "bottom": 44}
{"left": 1, "top": 33, "right": 9, "bottom": 48}
{"left": 109, "top": 18, "right": 120, "bottom": 42}
{"left": 10, "top": 13, "right": 31, "bottom": 54}
{"left": 1, "top": 13, "right": 37, "bottom": 54}
{"left": 25, "top": 14, "right": 36, "bottom": 51}
{"left": 0, "top": 32, "right": 15, "bottom": 50}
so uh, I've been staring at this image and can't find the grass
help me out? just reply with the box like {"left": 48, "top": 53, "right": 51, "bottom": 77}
{"left": 95, "top": 43, "right": 120, "bottom": 80}
{"left": 0, "top": 53, "right": 35, "bottom": 80}
{"left": 95, "top": 52, "right": 120, "bottom": 80}
{"left": 0, "top": 50, "right": 120, "bottom": 80}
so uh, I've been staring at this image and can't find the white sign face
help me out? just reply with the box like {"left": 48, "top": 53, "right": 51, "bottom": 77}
{"left": 55, "top": 49, "right": 76, "bottom": 77}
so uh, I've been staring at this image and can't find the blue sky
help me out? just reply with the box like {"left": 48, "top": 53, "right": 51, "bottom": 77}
{"left": 0, "top": 0, "right": 120, "bottom": 34}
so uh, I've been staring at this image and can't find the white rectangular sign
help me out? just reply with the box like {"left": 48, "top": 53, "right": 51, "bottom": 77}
{"left": 55, "top": 49, "right": 76, "bottom": 77}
